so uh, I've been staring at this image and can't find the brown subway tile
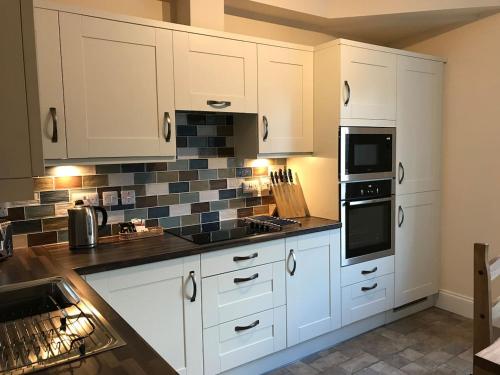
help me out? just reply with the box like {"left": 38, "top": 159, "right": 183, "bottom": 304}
{"left": 25, "top": 205, "right": 55, "bottom": 219}
{"left": 209, "top": 179, "right": 227, "bottom": 190}
{"left": 229, "top": 198, "right": 246, "bottom": 208}
{"left": 57, "top": 230, "right": 68, "bottom": 242}
{"left": 157, "top": 171, "right": 179, "bottom": 183}
{"left": 190, "top": 180, "right": 210, "bottom": 192}
{"left": 191, "top": 202, "right": 210, "bottom": 214}
{"left": 55, "top": 202, "right": 74, "bottom": 217}
{"left": 12, "top": 219, "right": 42, "bottom": 235}
{"left": 237, "top": 207, "right": 253, "bottom": 218}
{"left": 42, "top": 217, "right": 68, "bottom": 231}
{"left": 262, "top": 195, "right": 275, "bottom": 205}
{"left": 82, "top": 174, "right": 109, "bottom": 188}
{"left": 179, "top": 170, "right": 199, "bottom": 181}
{"left": 40, "top": 190, "right": 69, "bottom": 204}
{"left": 6, "top": 207, "right": 25, "bottom": 221}
{"left": 217, "top": 147, "right": 234, "bottom": 157}
{"left": 12, "top": 234, "right": 28, "bottom": 249}
{"left": 246, "top": 197, "right": 262, "bottom": 207}
{"left": 135, "top": 195, "right": 158, "bottom": 208}
{"left": 27, "top": 231, "right": 58, "bottom": 247}
{"left": 253, "top": 205, "right": 270, "bottom": 215}
{"left": 158, "top": 194, "right": 180, "bottom": 206}
{"left": 122, "top": 185, "right": 146, "bottom": 197}
{"left": 146, "top": 162, "right": 168, "bottom": 172}
{"left": 54, "top": 176, "right": 82, "bottom": 190}
{"left": 253, "top": 167, "right": 269, "bottom": 177}
{"left": 217, "top": 168, "right": 235, "bottom": 178}
{"left": 181, "top": 214, "right": 200, "bottom": 226}
{"left": 33, "top": 177, "right": 54, "bottom": 191}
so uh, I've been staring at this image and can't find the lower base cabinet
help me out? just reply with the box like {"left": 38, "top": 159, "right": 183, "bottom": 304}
{"left": 286, "top": 230, "right": 341, "bottom": 346}
{"left": 85, "top": 256, "right": 203, "bottom": 375}
{"left": 203, "top": 306, "right": 286, "bottom": 374}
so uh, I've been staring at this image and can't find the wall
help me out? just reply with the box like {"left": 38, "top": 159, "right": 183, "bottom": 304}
{"left": 405, "top": 13, "right": 500, "bottom": 300}
{"left": 1, "top": 113, "right": 280, "bottom": 249}
{"left": 54, "top": 0, "right": 167, "bottom": 20}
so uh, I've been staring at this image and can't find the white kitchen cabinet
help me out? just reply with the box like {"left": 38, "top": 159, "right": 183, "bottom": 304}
{"left": 59, "top": 14, "right": 176, "bottom": 158}
{"left": 173, "top": 32, "right": 257, "bottom": 113}
{"left": 395, "top": 191, "right": 440, "bottom": 308}
{"left": 340, "top": 45, "right": 397, "bottom": 122}
{"left": 33, "top": 8, "right": 67, "bottom": 159}
{"left": 85, "top": 256, "right": 203, "bottom": 375}
{"left": 286, "top": 230, "right": 341, "bottom": 347}
{"left": 257, "top": 45, "right": 313, "bottom": 154}
{"left": 396, "top": 56, "right": 443, "bottom": 195}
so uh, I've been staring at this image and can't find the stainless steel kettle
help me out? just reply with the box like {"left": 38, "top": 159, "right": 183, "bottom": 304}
{"left": 68, "top": 200, "right": 108, "bottom": 249}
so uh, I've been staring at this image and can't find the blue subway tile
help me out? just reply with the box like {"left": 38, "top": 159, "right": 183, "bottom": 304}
{"left": 201, "top": 211, "right": 219, "bottom": 223}
{"left": 219, "top": 189, "right": 237, "bottom": 200}
{"left": 148, "top": 206, "right": 170, "bottom": 219}
{"left": 169, "top": 182, "right": 189, "bottom": 193}
{"left": 189, "top": 159, "right": 208, "bottom": 170}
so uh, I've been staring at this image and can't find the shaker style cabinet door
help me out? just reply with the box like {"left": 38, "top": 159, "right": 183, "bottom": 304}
{"left": 85, "top": 256, "right": 203, "bottom": 375}
{"left": 33, "top": 8, "right": 67, "bottom": 159}
{"left": 395, "top": 191, "right": 440, "bottom": 307}
{"left": 257, "top": 45, "right": 313, "bottom": 154}
{"left": 59, "top": 14, "right": 176, "bottom": 158}
{"left": 340, "top": 45, "right": 396, "bottom": 121}
{"left": 396, "top": 56, "right": 443, "bottom": 195}
{"left": 173, "top": 32, "right": 257, "bottom": 113}
{"left": 286, "top": 230, "right": 341, "bottom": 347}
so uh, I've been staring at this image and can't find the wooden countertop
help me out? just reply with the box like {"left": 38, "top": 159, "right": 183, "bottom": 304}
{"left": 0, "top": 216, "right": 340, "bottom": 374}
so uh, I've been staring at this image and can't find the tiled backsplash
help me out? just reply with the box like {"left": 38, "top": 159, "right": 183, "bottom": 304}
{"left": 2, "top": 113, "right": 282, "bottom": 249}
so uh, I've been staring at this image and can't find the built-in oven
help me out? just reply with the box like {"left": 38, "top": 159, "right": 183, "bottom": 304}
{"left": 340, "top": 179, "right": 395, "bottom": 266}
{"left": 339, "top": 127, "right": 396, "bottom": 182}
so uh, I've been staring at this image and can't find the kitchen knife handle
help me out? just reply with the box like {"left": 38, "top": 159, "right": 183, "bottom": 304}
{"left": 278, "top": 169, "right": 284, "bottom": 183}
{"left": 207, "top": 100, "right": 231, "bottom": 109}
{"left": 344, "top": 81, "right": 351, "bottom": 106}
{"left": 274, "top": 171, "right": 280, "bottom": 185}
{"left": 288, "top": 169, "right": 294, "bottom": 183}
{"left": 270, "top": 172, "right": 275, "bottom": 185}
{"left": 233, "top": 252, "right": 258, "bottom": 262}
{"left": 188, "top": 270, "right": 197, "bottom": 302}
{"left": 234, "top": 273, "right": 259, "bottom": 284}
{"left": 398, "top": 162, "right": 405, "bottom": 184}
{"left": 398, "top": 206, "right": 405, "bottom": 227}
{"left": 235, "top": 319, "right": 259, "bottom": 332}
{"left": 361, "top": 283, "right": 378, "bottom": 292}
{"left": 50, "top": 107, "right": 58, "bottom": 143}
{"left": 263, "top": 115, "right": 269, "bottom": 141}
{"left": 164, "top": 112, "right": 172, "bottom": 142}
{"left": 288, "top": 249, "right": 297, "bottom": 276}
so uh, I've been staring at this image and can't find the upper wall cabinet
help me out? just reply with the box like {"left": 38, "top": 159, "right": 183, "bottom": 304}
{"left": 57, "top": 14, "right": 176, "bottom": 159}
{"left": 396, "top": 56, "right": 443, "bottom": 195}
{"left": 340, "top": 45, "right": 396, "bottom": 123}
{"left": 173, "top": 32, "right": 257, "bottom": 113}
{"left": 257, "top": 45, "right": 313, "bottom": 154}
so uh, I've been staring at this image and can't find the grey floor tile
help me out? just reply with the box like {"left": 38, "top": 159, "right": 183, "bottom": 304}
{"left": 414, "top": 351, "right": 454, "bottom": 370}
{"left": 380, "top": 353, "right": 412, "bottom": 369}
{"left": 445, "top": 356, "right": 473, "bottom": 372}
{"left": 287, "top": 361, "right": 320, "bottom": 375}
{"left": 399, "top": 348, "right": 425, "bottom": 362}
{"left": 367, "top": 361, "right": 406, "bottom": 374}
{"left": 399, "top": 362, "right": 432, "bottom": 374}
{"left": 309, "top": 351, "right": 350, "bottom": 371}
{"left": 339, "top": 352, "right": 379, "bottom": 373}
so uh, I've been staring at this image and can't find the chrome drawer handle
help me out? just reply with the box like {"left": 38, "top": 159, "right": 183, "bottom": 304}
{"left": 361, "top": 267, "right": 378, "bottom": 275}
{"left": 49, "top": 107, "right": 58, "bottom": 143}
{"left": 164, "top": 112, "right": 171, "bottom": 142}
{"left": 288, "top": 249, "right": 297, "bottom": 276}
{"left": 398, "top": 206, "right": 405, "bottom": 227}
{"left": 188, "top": 271, "right": 197, "bottom": 302}
{"left": 234, "top": 273, "right": 259, "bottom": 284}
{"left": 361, "top": 283, "right": 378, "bottom": 292}
{"left": 235, "top": 319, "right": 259, "bottom": 332}
{"left": 233, "top": 253, "right": 258, "bottom": 262}
{"left": 344, "top": 80, "right": 351, "bottom": 106}
{"left": 398, "top": 162, "right": 405, "bottom": 184}
{"left": 263, "top": 115, "right": 269, "bottom": 141}
{"left": 207, "top": 100, "right": 231, "bottom": 109}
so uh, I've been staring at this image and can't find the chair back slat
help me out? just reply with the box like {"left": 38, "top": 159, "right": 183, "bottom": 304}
{"left": 474, "top": 243, "right": 494, "bottom": 355}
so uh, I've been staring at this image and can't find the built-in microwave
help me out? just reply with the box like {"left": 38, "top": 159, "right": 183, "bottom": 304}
{"left": 339, "top": 127, "right": 396, "bottom": 182}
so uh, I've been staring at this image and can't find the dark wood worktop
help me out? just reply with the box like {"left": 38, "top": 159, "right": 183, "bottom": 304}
{"left": 0, "top": 216, "right": 340, "bottom": 374}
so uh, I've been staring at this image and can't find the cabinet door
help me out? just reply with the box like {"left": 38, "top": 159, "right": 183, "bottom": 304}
{"left": 34, "top": 8, "right": 67, "bottom": 159}
{"left": 340, "top": 45, "right": 396, "bottom": 121}
{"left": 396, "top": 56, "right": 443, "bottom": 195}
{"left": 60, "top": 14, "right": 176, "bottom": 158}
{"left": 286, "top": 230, "right": 341, "bottom": 347}
{"left": 86, "top": 257, "right": 203, "bottom": 375}
{"left": 257, "top": 45, "right": 313, "bottom": 154}
{"left": 395, "top": 191, "right": 440, "bottom": 308}
{"left": 173, "top": 32, "right": 257, "bottom": 113}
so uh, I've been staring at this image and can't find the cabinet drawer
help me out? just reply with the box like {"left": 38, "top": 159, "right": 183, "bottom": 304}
{"left": 341, "top": 256, "right": 394, "bottom": 287}
{"left": 203, "top": 306, "right": 286, "bottom": 374}
{"left": 341, "top": 273, "right": 394, "bottom": 326}
{"left": 203, "top": 262, "right": 285, "bottom": 328}
{"left": 201, "top": 239, "right": 285, "bottom": 277}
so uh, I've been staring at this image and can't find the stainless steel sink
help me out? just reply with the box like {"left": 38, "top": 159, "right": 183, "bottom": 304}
{"left": 0, "top": 277, "right": 125, "bottom": 374}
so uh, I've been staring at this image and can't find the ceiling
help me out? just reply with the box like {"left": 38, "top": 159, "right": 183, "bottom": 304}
{"left": 224, "top": 0, "right": 500, "bottom": 47}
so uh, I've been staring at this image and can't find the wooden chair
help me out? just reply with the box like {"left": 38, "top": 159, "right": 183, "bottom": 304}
{"left": 473, "top": 243, "right": 500, "bottom": 374}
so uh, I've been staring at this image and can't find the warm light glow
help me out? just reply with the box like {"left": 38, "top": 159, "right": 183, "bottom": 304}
{"left": 248, "top": 159, "right": 270, "bottom": 168}
{"left": 50, "top": 166, "right": 82, "bottom": 177}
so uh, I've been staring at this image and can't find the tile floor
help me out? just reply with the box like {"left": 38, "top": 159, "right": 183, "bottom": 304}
{"left": 268, "top": 307, "right": 473, "bottom": 374}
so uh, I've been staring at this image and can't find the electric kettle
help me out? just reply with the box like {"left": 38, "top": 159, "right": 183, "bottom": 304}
{"left": 68, "top": 200, "right": 108, "bottom": 249}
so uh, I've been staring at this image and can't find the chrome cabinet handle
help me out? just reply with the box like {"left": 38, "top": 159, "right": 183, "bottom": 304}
{"left": 361, "top": 283, "right": 378, "bottom": 292}
{"left": 288, "top": 249, "right": 297, "bottom": 276}
{"left": 263, "top": 115, "right": 269, "bottom": 141}
{"left": 207, "top": 100, "right": 231, "bottom": 109}
{"left": 234, "top": 273, "right": 259, "bottom": 284}
{"left": 49, "top": 107, "right": 58, "bottom": 143}
{"left": 164, "top": 112, "right": 171, "bottom": 142}
{"left": 233, "top": 253, "right": 258, "bottom": 262}
{"left": 344, "top": 81, "right": 351, "bottom": 106}
{"left": 235, "top": 319, "right": 259, "bottom": 332}
{"left": 398, "top": 206, "right": 405, "bottom": 227}
{"left": 398, "top": 162, "right": 405, "bottom": 184}
{"left": 188, "top": 270, "right": 197, "bottom": 302}
{"left": 361, "top": 267, "right": 378, "bottom": 275}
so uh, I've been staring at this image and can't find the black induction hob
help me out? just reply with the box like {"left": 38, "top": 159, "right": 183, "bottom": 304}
{"left": 165, "top": 216, "right": 301, "bottom": 245}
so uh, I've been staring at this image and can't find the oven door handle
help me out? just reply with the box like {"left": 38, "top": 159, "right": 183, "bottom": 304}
{"left": 345, "top": 197, "right": 393, "bottom": 206}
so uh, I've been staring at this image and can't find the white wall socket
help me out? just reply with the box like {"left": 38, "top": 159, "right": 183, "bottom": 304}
{"left": 121, "top": 190, "right": 136, "bottom": 205}
{"left": 102, "top": 191, "right": 118, "bottom": 206}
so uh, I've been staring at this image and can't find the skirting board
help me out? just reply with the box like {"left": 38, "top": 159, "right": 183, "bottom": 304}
{"left": 436, "top": 289, "right": 473, "bottom": 319}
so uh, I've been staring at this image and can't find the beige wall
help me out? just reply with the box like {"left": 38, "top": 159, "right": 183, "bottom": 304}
{"left": 405, "top": 13, "right": 500, "bottom": 299}
{"left": 55, "top": 0, "right": 167, "bottom": 20}
{"left": 224, "top": 14, "right": 333, "bottom": 45}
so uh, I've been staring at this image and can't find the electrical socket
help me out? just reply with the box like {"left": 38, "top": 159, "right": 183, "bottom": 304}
{"left": 121, "top": 190, "right": 136, "bottom": 205}
{"left": 85, "top": 193, "right": 99, "bottom": 206}
{"left": 102, "top": 191, "right": 118, "bottom": 206}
